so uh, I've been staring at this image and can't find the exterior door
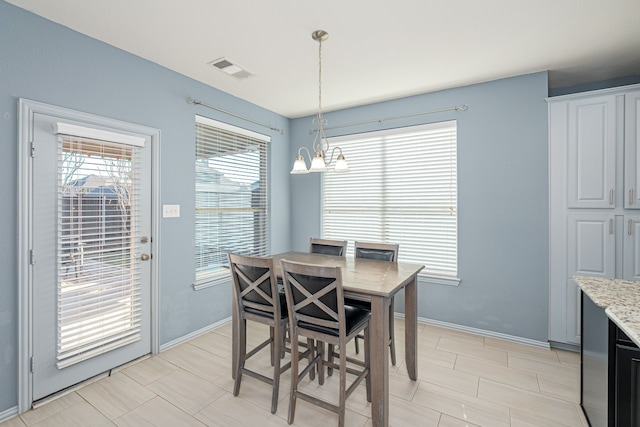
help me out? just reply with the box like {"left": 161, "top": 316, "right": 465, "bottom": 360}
{"left": 30, "top": 112, "right": 152, "bottom": 401}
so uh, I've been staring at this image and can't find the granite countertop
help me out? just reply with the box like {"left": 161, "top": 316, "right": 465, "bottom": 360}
{"left": 575, "top": 276, "right": 640, "bottom": 347}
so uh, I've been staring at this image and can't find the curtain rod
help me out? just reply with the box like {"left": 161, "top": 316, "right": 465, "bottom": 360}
{"left": 185, "top": 96, "right": 284, "bottom": 135}
{"left": 309, "top": 104, "right": 468, "bottom": 134}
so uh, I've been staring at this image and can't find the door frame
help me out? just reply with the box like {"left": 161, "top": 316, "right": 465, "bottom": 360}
{"left": 17, "top": 98, "right": 161, "bottom": 412}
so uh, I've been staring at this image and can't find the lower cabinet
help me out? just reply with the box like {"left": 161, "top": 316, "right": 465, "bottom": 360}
{"left": 580, "top": 292, "right": 640, "bottom": 427}
{"left": 580, "top": 293, "right": 614, "bottom": 427}
{"left": 615, "top": 339, "right": 640, "bottom": 425}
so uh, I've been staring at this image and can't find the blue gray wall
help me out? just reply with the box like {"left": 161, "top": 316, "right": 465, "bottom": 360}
{"left": 290, "top": 72, "right": 551, "bottom": 343}
{"left": 0, "top": 1, "right": 290, "bottom": 414}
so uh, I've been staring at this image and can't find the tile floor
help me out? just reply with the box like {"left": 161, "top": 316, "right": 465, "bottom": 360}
{"left": 0, "top": 319, "right": 589, "bottom": 427}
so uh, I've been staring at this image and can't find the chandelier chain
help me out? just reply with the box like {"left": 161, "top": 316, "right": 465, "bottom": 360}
{"left": 318, "top": 35, "right": 323, "bottom": 121}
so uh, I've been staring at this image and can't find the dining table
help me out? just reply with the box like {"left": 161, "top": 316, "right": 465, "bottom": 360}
{"left": 263, "top": 251, "right": 425, "bottom": 427}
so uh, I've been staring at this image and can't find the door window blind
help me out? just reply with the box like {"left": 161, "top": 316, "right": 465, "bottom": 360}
{"left": 56, "top": 133, "right": 142, "bottom": 369}
{"left": 195, "top": 116, "right": 270, "bottom": 284}
{"left": 322, "top": 121, "right": 457, "bottom": 278}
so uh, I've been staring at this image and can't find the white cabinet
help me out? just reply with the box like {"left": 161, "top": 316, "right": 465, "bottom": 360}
{"left": 624, "top": 91, "right": 640, "bottom": 209}
{"left": 549, "top": 84, "right": 640, "bottom": 346}
{"left": 567, "top": 214, "right": 615, "bottom": 278}
{"left": 623, "top": 215, "right": 640, "bottom": 280}
{"left": 567, "top": 95, "right": 617, "bottom": 209}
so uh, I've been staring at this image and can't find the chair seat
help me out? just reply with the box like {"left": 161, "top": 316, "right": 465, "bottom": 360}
{"left": 245, "top": 292, "right": 288, "bottom": 319}
{"left": 298, "top": 305, "right": 370, "bottom": 337}
{"left": 344, "top": 298, "right": 368, "bottom": 310}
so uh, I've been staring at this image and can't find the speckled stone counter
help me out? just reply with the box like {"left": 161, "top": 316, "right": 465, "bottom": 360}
{"left": 575, "top": 276, "right": 640, "bottom": 347}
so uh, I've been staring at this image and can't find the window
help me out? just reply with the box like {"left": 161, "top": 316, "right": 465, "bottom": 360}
{"left": 195, "top": 116, "right": 270, "bottom": 285}
{"left": 322, "top": 121, "right": 458, "bottom": 282}
{"left": 56, "top": 130, "right": 143, "bottom": 368}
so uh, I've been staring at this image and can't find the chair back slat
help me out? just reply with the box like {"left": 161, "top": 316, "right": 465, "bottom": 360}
{"left": 228, "top": 253, "right": 281, "bottom": 319}
{"left": 354, "top": 241, "right": 399, "bottom": 262}
{"left": 309, "top": 238, "right": 348, "bottom": 257}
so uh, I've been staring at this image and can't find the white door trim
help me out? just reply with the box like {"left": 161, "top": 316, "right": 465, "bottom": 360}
{"left": 17, "top": 98, "right": 161, "bottom": 413}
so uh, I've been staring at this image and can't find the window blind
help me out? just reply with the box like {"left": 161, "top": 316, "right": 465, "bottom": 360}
{"left": 56, "top": 134, "right": 142, "bottom": 369}
{"left": 195, "top": 116, "right": 270, "bottom": 284}
{"left": 322, "top": 121, "right": 457, "bottom": 277}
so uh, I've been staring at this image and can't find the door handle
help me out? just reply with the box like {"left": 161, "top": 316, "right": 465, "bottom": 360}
{"left": 630, "top": 189, "right": 634, "bottom": 206}
{"left": 610, "top": 189, "right": 614, "bottom": 205}
{"left": 629, "top": 219, "right": 633, "bottom": 236}
{"left": 141, "top": 253, "right": 150, "bottom": 261}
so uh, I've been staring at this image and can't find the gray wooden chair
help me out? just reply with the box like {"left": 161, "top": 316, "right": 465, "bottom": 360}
{"left": 309, "top": 237, "right": 348, "bottom": 257}
{"left": 280, "top": 259, "right": 371, "bottom": 427}
{"left": 351, "top": 241, "right": 399, "bottom": 365}
{"left": 229, "top": 253, "right": 311, "bottom": 414}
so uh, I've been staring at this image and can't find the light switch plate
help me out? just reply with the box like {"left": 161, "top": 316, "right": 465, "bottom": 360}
{"left": 163, "top": 204, "right": 180, "bottom": 218}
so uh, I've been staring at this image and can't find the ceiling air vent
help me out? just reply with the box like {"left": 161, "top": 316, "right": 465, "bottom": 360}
{"left": 208, "top": 57, "right": 254, "bottom": 80}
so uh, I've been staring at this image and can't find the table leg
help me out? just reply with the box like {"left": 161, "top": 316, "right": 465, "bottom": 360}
{"left": 369, "top": 295, "right": 389, "bottom": 427}
{"left": 404, "top": 275, "right": 418, "bottom": 381}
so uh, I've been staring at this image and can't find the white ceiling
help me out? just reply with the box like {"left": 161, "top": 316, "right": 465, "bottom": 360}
{"left": 7, "top": 0, "right": 640, "bottom": 118}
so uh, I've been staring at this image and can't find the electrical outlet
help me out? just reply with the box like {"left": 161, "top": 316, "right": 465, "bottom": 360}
{"left": 163, "top": 204, "right": 180, "bottom": 218}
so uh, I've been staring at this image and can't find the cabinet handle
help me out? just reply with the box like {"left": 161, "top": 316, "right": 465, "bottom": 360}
{"left": 610, "top": 189, "right": 614, "bottom": 205}
{"left": 629, "top": 219, "right": 633, "bottom": 236}
{"left": 610, "top": 218, "right": 614, "bottom": 235}
{"left": 630, "top": 189, "right": 634, "bottom": 205}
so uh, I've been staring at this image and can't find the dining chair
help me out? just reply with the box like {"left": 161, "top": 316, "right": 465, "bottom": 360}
{"left": 280, "top": 259, "right": 371, "bottom": 427}
{"left": 309, "top": 237, "right": 348, "bottom": 257}
{"left": 351, "top": 241, "right": 399, "bottom": 365}
{"left": 228, "top": 253, "right": 310, "bottom": 414}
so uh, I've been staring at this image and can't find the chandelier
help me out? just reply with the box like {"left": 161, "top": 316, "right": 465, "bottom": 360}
{"left": 290, "top": 30, "right": 349, "bottom": 174}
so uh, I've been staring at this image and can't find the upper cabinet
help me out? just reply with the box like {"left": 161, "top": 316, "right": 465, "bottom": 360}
{"left": 567, "top": 95, "right": 617, "bottom": 209}
{"left": 624, "top": 91, "right": 640, "bottom": 209}
{"left": 623, "top": 215, "right": 640, "bottom": 281}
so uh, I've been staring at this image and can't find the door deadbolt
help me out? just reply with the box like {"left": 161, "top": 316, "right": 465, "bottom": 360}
{"left": 140, "top": 236, "right": 149, "bottom": 244}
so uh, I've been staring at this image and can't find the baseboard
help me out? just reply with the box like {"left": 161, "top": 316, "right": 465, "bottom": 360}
{"left": 160, "top": 313, "right": 551, "bottom": 354}
{"left": 0, "top": 406, "right": 19, "bottom": 424}
{"left": 159, "top": 317, "right": 232, "bottom": 352}
{"left": 394, "top": 313, "right": 551, "bottom": 350}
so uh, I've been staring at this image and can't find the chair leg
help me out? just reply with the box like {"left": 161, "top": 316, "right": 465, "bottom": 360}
{"left": 269, "top": 326, "right": 275, "bottom": 366}
{"left": 327, "top": 344, "right": 334, "bottom": 377}
{"left": 271, "top": 324, "right": 282, "bottom": 414}
{"left": 233, "top": 318, "right": 247, "bottom": 397}
{"left": 338, "top": 345, "right": 347, "bottom": 427}
{"left": 389, "top": 297, "right": 396, "bottom": 366}
{"left": 288, "top": 330, "right": 299, "bottom": 425}
{"left": 354, "top": 335, "right": 360, "bottom": 354}
{"left": 317, "top": 341, "right": 325, "bottom": 385}
{"left": 307, "top": 338, "right": 316, "bottom": 381}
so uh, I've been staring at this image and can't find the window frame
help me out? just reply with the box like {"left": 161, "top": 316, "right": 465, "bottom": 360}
{"left": 194, "top": 115, "right": 270, "bottom": 289}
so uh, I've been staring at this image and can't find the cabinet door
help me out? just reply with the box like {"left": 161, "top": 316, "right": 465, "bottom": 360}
{"left": 615, "top": 344, "right": 640, "bottom": 426}
{"left": 623, "top": 215, "right": 640, "bottom": 280}
{"left": 625, "top": 91, "right": 640, "bottom": 209}
{"left": 567, "top": 95, "right": 617, "bottom": 208}
{"left": 568, "top": 214, "right": 615, "bottom": 278}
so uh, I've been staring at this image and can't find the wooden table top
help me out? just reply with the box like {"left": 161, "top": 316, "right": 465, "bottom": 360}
{"left": 271, "top": 251, "right": 424, "bottom": 298}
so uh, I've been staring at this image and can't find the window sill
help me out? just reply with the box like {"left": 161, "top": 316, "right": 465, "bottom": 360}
{"left": 418, "top": 273, "right": 461, "bottom": 286}
{"left": 193, "top": 270, "right": 229, "bottom": 291}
